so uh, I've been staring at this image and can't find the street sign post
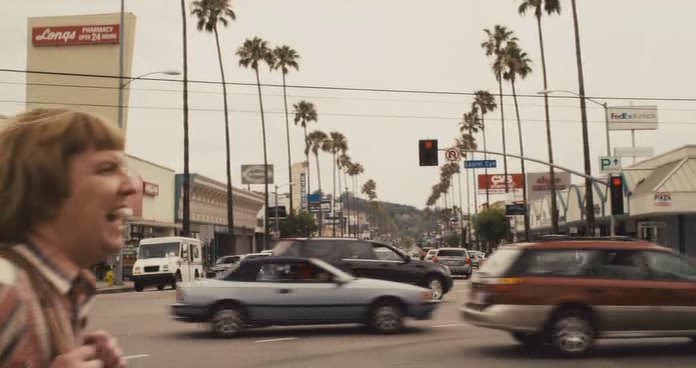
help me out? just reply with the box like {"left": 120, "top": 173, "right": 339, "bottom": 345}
{"left": 599, "top": 156, "right": 622, "bottom": 174}
{"left": 444, "top": 147, "right": 461, "bottom": 162}
{"left": 464, "top": 160, "right": 497, "bottom": 169}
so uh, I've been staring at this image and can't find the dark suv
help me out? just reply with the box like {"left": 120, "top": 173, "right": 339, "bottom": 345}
{"left": 272, "top": 238, "right": 453, "bottom": 299}
{"left": 461, "top": 238, "right": 696, "bottom": 356}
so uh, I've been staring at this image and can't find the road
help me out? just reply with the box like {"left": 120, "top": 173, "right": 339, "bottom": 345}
{"left": 90, "top": 278, "right": 696, "bottom": 368}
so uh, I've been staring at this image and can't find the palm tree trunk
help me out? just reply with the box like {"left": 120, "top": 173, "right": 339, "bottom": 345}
{"left": 469, "top": 126, "right": 479, "bottom": 226}
{"left": 338, "top": 166, "right": 344, "bottom": 237}
{"left": 304, "top": 126, "right": 310, "bottom": 207}
{"left": 315, "top": 152, "right": 323, "bottom": 236}
{"left": 497, "top": 77, "right": 510, "bottom": 194}
{"left": 282, "top": 73, "right": 294, "bottom": 215}
{"left": 332, "top": 152, "right": 337, "bottom": 237}
{"left": 571, "top": 0, "right": 595, "bottom": 234}
{"left": 214, "top": 28, "right": 235, "bottom": 251}
{"left": 537, "top": 15, "right": 559, "bottom": 234}
{"left": 511, "top": 79, "right": 530, "bottom": 241}
{"left": 354, "top": 176, "right": 360, "bottom": 238}
{"left": 254, "top": 68, "right": 270, "bottom": 249}
{"left": 482, "top": 115, "right": 490, "bottom": 206}
{"left": 180, "top": 0, "right": 190, "bottom": 238}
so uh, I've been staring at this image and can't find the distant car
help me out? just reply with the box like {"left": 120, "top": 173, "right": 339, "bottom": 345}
{"left": 427, "top": 248, "right": 472, "bottom": 278}
{"left": 424, "top": 249, "right": 438, "bottom": 261}
{"left": 207, "top": 255, "right": 243, "bottom": 277}
{"left": 171, "top": 257, "right": 440, "bottom": 337}
{"left": 241, "top": 252, "right": 270, "bottom": 262}
{"left": 468, "top": 251, "right": 486, "bottom": 268}
{"left": 461, "top": 238, "right": 696, "bottom": 356}
{"left": 272, "top": 238, "right": 453, "bottom": 300}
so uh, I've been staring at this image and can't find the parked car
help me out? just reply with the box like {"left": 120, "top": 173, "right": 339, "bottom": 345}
{"left": 426, "top": 248, "right": 472, "bottom": 278}
{"left": 171, "top": 256, "right": 440, "bottom": 337}
{"left": 272, "top": 238, "right": 453, "bottom": 299}
{"left": 468, "top": 251, "right": 486, "bottom": 268}
{"left": 460, "top": 238, "right": 696, "bottom": 356}
{"left": 207, "top": 255, "right": 243, "bottom": 278}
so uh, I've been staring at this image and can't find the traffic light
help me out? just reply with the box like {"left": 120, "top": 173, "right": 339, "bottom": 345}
{"left": 609, "top": 175, "right": 624, "bottom": 215}
{"left": 418, "top": 139, "right": 438, "bottom": 166}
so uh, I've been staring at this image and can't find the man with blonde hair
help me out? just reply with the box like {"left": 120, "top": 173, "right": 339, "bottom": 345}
{"left": 0, "top": 108, "right": 134, "bottom": 367}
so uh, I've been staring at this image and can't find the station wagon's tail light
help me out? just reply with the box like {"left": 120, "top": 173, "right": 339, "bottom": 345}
{"left": 490, "top": 277, "right": 522, "bottom": 293}
{"left": 466, "top": 257, "right": 471, "bottom": 265}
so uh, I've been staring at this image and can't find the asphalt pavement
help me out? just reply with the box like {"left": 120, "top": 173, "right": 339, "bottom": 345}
{"left": 89, "top": 278, "right": 696, "bottom": 368}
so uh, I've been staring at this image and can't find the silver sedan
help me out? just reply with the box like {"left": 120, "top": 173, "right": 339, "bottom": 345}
{"left": 171, "top": 257, "right": 440, "bottom": 337}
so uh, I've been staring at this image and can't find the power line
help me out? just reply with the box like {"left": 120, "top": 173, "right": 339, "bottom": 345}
{"left": 3, "top": 68, "right": 696, "bottom": 103}
{"left": 2, "top": 98, "right": 694, "bottom": 126}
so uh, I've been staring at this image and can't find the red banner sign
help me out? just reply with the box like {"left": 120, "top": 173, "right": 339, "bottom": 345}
{"left": 478, "top": 174, "right": 524, "bottom": 194}
{"left": 32, "top": 24, "right": 120, "bottom": 46}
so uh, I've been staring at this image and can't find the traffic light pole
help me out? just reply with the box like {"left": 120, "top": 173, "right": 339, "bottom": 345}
{"left": 460, "top": 149, "right": 618, "bottom": 236}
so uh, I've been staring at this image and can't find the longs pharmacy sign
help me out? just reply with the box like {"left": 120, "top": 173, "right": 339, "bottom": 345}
{"left": 32, "top": 24, "right": 120, "bottom": 46}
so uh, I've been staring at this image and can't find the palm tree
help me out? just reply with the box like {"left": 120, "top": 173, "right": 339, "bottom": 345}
{"left": 460, "top": 109, "right": 483, "bottom": 217}
{"left": 307, "top": 130, "right": 329, "bottom": 235}
{"left": 294, "top": 100, "right": 318, "bottom": 204}
{"left": 180, "top": 0, "right": 191, "bottom": 237}
{"left": 324, "top": 132, "right": 348, "bottom": 236}
{"left": 472, "top": 90, "right": 498, "bottom": 206}
{"left": 347, "top": 162, "right": 364, "bottom": 238}
{"left": 482, "top": 25, "right": 518, "bottom": 194}
{"left": 237, "top": 37, "right": 276, "bottom": 248}
{"left": 570, "top": 0, "right": 595, "bottom": 232}
{"left": 338, "top": 153, "right": 352, "bottom": 236}
{"left": 273, "top": 45, "right": 300, "bottom": 215}
{"left": 191, "top": 0, "right": 236, "bottom": 247}
{"left": 502, "top": 41, "right": 533, "bottom": 240}
{"left": 361, "top": 179, "right": 377, "bottom": 234}
{"left": 519, "top": 0, "right": 561, "bottom": 234}
{"left": 455, "top": 134, "right": 477, "bottom": 245}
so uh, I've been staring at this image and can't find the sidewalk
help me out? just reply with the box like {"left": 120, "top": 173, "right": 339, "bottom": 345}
{"left": 96, "top": 280, "right": 134, "bottom": 295}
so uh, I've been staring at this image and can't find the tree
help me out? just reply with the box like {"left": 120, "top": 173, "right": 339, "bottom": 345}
{"left": 191, "top": 0, "right": 236, "bottom": 247}
{"left": 502, "top": 40, "right": 533, "bottom": 241}
{"left": 482, "top": 25, "right": 518, "bottom": 194}
{"left": 279, "top": 212, "right": 318, "bottom": 237}
{"left": 338, "top": 153, "right": 352, "bottom": 236}
{"left": 570, "top": 0, "right": 596, "bottom": 232}
{"left": 472, "top": 90, "right": 497, "bottom": 206}
{"left": 361, "top": 179, "right": 377, "bottom": 234}
{"left": 324, "top": 132, "right": 348, "bottom": 236}
{"left": 347, "top": 161, "right": 364, "bottom": 237}
{"left": 237, "top": 36, "right": 276, "bottom": 248}
{"left": 293, "top": 100, "right": 318, "bottom": 202}
{"left": 473, "top": 207, "right": 508, "bottom": 250}
{"left": 519, "top": 0, "right": 561, "bottom": 233}
{"left": 273, "top": 45, "right": 300, "bottom": 215}
{"left": 459, "top": 109, "right": 483, "bottom": 217}
{"left": 307, "top": 130, "right": 329, "bottom": 235}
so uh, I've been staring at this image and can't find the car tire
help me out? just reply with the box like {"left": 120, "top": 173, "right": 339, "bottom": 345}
{"left": 424, "top": 275, "right": 445, "bottom": 300}
{"left": 548, "top": 310, "right": 595, "bottom": 356}
{"left": 134, "top": 282, "right": 144, "bottom": 292}
{"left": 369, "top": 302, "right": 403, "bottom": 334}
{"left": 211, "top": 307, "right": 243, "bottom": 338}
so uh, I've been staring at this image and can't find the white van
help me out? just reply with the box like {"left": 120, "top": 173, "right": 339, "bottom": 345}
{"left": 132, "top": 237, "right": 203, "bottom": 292}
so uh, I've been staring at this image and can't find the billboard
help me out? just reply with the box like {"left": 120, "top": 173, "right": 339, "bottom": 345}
{"left": 607, "top": 105, "right": 658, "bottom": 131}
{"left": 241, "top": 165, "right": 274, "bottom": 185}
{"left": 32, "top": 24, "right": 120, "bottom": 46}
{"left": 478, "top": 174, "right": 524, "bottom": 194}
{"left": 526, "top": 172, "right": 571, "bottom": 201}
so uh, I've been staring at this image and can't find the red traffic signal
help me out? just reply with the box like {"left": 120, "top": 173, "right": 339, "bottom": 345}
{"left": 609, "top": 175, "right": 624, "bottom": 215}
{"left": 419, "top": 139, "right": 438, "bottom": 166}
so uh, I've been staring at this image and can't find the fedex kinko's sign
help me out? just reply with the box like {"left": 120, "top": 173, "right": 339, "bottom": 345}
{"left": 607, "top": 105, "right": 658, "bottom": 131}
{"left": 32, "top": 24, "right": 120, "bottom": 46}
{"left": 478, "top": 174, "right": 524, "bottom": 194}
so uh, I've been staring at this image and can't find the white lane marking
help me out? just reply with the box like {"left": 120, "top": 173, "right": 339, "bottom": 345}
{"left": 124, "top": 354, "right": 150, "bottom": 360}
{"left": 431, "top": 323, "right": 467, "bottom": 328}
{"left": 255, "top": 337, "right": 298, "bottom": 343}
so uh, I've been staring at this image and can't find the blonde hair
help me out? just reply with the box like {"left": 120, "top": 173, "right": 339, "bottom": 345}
{"left": 0, "top": 108, "right": 125, "bottom": 242}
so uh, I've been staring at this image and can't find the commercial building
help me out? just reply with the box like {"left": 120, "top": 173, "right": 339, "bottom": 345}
{"left": 175, "top": 174, "right": 265, "bottom": 259}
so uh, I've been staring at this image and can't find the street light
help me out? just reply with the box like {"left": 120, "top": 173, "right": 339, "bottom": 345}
{"left": 274, "top": 182, "right": 295, "bottom": 240}
{"left": 117, "top": 70, "right": 181, "bottom": 129}
{"left": 537, "top": 89, "right": 611, "bottom": 156}
{"left": 538, "top": 89, "right": 615, "bottom": 236}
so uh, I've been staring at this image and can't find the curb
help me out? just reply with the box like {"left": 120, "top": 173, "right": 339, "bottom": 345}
{"left": 96, "top": 286, "right": 134, "bottom": 295}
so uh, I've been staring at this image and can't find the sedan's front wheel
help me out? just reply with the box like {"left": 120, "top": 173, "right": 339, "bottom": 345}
{"left": 370, "top": 302, "right": 403, "bottom": 334}
{"left": 425, "top": 276, "right": 444, "bottom": 300}
{"left": 211, "top": 308, "right": 243, "bottom": 338}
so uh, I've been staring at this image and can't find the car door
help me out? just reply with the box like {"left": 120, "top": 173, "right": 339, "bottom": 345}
{"left": 642, "top": 251, "right": 696, "bottom": 331}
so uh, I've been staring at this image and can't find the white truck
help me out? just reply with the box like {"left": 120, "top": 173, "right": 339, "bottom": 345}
{"left": 132, "top": 237, "right": 203, "bottom": 292}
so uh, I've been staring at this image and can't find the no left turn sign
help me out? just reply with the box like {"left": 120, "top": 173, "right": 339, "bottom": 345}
{"left": 445, "top": 147, "right": 461, "bottom": 162}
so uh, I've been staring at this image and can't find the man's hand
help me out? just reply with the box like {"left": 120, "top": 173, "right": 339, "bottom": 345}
{"left": 83, "top": 331, "right": 126, "bottom": 368}
{"left": 49, "top": 345, "right": 102, "bottom": 368}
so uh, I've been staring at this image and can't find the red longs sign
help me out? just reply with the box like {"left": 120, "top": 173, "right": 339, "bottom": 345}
{"left": 32, "top": 24, "right": 120, "bottom": 46}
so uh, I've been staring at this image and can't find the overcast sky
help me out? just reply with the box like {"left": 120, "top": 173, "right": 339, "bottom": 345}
{"left": 2, "top": 0, "right": 696, "bottom": 209}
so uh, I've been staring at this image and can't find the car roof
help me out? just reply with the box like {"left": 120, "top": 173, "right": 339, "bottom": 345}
{"left": 437, "top": 247, "right": 468, "bottom": 251}
{"left": 502, "top": 240, "right": 670, "bottom": 252}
